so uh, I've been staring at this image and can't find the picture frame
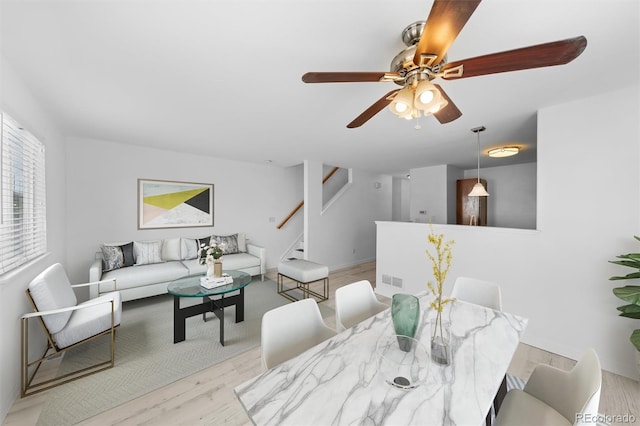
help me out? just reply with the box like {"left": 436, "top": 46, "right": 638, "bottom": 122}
{"left": 138, "top": 179, "right": 214, "bottom": 229}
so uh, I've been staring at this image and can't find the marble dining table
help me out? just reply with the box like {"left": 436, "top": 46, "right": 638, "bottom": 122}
{"left": 234, "top": 292, "right": 528, "bottom": 426}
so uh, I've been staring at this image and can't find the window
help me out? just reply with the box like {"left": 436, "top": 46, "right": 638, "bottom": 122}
{"left": 0, "top": 112, "right": 46, "bottom": 274}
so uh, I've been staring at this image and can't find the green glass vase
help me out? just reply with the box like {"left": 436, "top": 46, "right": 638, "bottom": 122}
{"left": 391, "top": 294, "right": 420, "bottom": 351}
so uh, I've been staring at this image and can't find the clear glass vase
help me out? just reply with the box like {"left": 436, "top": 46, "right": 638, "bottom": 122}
{"left": 430, "top": 316, "right": 451, "bottom": 366}
{"left": 391, "top": 294, "right": 420, "bottom": 351}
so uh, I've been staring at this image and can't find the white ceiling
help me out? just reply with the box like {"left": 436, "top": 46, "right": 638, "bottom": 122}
{"left": 1, "top": 0, "right": 638, "bottom": 175}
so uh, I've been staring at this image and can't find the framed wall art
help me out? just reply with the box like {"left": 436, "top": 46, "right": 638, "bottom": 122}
{"left": 138, "top": 179, "right": 214, "bottom": 229}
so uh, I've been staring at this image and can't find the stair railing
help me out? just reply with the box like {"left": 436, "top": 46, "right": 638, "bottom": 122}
{"left": 277, "top": 166, "right": 339, "bottom": 229}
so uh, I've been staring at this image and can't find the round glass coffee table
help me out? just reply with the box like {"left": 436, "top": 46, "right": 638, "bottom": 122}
{"left": 167, "top": 270, "right": 252, "bottom": 346}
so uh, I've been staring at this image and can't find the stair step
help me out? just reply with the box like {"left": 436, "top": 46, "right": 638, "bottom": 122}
{"left": 295, "top": 248, "right": 304, "bottom": 252}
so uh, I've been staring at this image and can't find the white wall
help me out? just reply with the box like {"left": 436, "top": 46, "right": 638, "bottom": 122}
{"left": 376, "top": 85, "right": 640, "bottom": 379}
{"left": 0, "top": 56, "right": 67, "bottom": 420}
{"left": 65, "top": 138, "right": 392, "bottom": 294}
{"left": 463, "top": 162, "right": 537, "bottom": 229}
{"left": 392, "top": 177, "right": 411, "bottom": 222}
{"left": 409, "top": 164, "right": 449, "bottom": 223}
{"left": 307, "top": 161, "right": 392, "bottom": 268}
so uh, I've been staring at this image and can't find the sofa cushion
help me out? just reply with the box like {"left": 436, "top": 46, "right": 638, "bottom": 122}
{"left": 182, "top": 252, "right": 261, "bottom": 276}
{"left": 28, "top": 263, "right": 78, "bottom": 334}
{"left": 162, "top": 238, "right": 181, "bottom": 261}
{"left": 101, "top": 242, "right": 135, "bottom": 272}
{"left": 181, "top": 258, "right": 207, "bottom": 276}
{"left": 134, "top": 240, "right": 163, "bottom": 265}
{"left": 101, "top": 261, "right": 188, "bottom": 291}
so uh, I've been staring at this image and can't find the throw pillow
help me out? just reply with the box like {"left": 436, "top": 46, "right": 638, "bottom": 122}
{"left": 134, "top": 240, "right": 163, "bottom": 265}
{"left": 180, "top": 237, "right": 211, "bottom": 260}
{"left": 180, "top": 238, "right": 199, "bottom": 260}
{"left": 211, "top": 234, "right": 239, "bottom": 255}
{"left": 237, "top": 232, "right": 247, "bottom": 252}
{"left": 100, "top": 242, "right": 135, "bottom": 272}
{"left": 162, "top": 238, "right": 181, "bottom": 261}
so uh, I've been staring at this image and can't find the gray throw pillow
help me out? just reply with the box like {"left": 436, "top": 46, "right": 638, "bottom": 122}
{"left": 101, "top": 242, "right": 134, "bottom": 272}
{"left": 211, "top": 234, "right": 239, "bottom": 255}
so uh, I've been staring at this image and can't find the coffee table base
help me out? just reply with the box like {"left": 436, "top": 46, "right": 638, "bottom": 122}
{"left": 172, "top": 288, "right": 245, "bottom": 345}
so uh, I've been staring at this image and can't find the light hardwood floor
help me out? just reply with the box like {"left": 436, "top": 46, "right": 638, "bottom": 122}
{"left": 4, "top": 261, "right": 639, "bottom": 425}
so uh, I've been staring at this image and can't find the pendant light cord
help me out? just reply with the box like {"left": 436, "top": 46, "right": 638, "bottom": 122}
{"left": 476, "top": 130, "right": 481, "bottom": 183}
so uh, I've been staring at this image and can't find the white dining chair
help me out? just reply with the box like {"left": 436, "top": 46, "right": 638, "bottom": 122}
{"left": 495, "top": 348, "right": 602, "bottom": 426}
{"left": 451, "top": 276, "right": 502, "bottom": 311}
{"left": 261, "top": 298, "right": 336, "bottom": 370}
{"left": 335, "top": 280, "right": 388, "bottom": 332}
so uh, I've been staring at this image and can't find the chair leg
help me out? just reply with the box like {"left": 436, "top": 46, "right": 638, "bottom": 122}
{"left": 21, "top": 320, "right": 119, "bottom": 398}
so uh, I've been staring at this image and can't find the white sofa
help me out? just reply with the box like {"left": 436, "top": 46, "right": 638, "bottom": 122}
{"left": 89, "top": 234, "right": 266, "bottom": 302}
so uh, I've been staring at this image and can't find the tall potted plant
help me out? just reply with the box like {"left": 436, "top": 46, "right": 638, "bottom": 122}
{"left": 608, "top": 236, "right": 640, "bottom": 368}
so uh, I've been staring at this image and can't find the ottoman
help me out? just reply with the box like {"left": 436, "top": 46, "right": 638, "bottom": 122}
{"left": 277, "top": 259, "right": 329, "bottom": 303}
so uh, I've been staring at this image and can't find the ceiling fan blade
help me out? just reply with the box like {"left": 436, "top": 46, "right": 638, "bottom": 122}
{"left": 347, "top": 89, "right": 400, "bottom": 128}
{"left": 433, "top": 84, "right": 462, "bottom": 124}
{"left": 413, "top": 0, "right": 482, "bottom": 67}
{"left": 441, "top": 36, "right": 587, "bottom": 80}
{"left": 302, "top": 72, "right": 402, "bottom": 83}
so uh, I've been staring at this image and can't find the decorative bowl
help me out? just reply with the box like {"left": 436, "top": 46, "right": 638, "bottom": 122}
{"left": 376, "top": 332, "right": 430, "bottom": 390}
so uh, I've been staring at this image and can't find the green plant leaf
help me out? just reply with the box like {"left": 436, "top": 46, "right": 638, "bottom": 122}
{"left": 610, "top": 258, "right": 640, "bottom": 268}
{"left": 613, "top": 286, "right": 640, "bottom": 304}
{"left": 631, "top": 329, "right": 640, "bottom": 352}
{"left": 617, "top": 305, "right": 640, "bottom": 319}
{"left": 617, "top": 303, "right": 640, "bottom": 312}
{"left": 610, "top": 271, "right": 640, "bottom": 280}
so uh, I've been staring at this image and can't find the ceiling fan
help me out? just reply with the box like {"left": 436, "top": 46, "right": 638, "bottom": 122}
{"left": 302, "top": 0, "right": 587, "bottom": 128}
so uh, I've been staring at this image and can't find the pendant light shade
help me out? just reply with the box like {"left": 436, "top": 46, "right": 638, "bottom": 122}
{"left": 469, "top": 181, "right": 490, "bottom": 197}
{"left": 469, "top": 126, "right": 489, "bottom": 197}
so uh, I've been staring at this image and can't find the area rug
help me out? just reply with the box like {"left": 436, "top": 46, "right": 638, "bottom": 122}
{"left": 37, "top": 278, "right": 330, "bottom": 425}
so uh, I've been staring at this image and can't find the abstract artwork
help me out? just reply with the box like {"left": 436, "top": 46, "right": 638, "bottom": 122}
{"left": 138, "top": 179, "right": 214, "bottom": 229}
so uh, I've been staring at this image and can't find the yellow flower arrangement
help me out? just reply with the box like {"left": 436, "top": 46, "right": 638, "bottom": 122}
{"left": 426, "top": 226, "right": 455, "bottom": 313}
{"left": 426, "top": 225, "right": 455, "bottom": 364}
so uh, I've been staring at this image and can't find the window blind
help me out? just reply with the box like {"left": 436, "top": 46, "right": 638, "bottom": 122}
{"left": 0, "top": 112, "right": 47, "bottom": 274}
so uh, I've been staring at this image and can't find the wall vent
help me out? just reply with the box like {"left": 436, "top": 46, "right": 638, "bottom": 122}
{"left": 391, "top": 277, "right": 403, "bottom": 288}
{"left": 381, "top": 274, "right": 392, "bottom": 285}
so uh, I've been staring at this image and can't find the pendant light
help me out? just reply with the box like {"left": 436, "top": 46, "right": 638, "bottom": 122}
{"left": 469, "top": 126, "right": 489, "bottom": 197}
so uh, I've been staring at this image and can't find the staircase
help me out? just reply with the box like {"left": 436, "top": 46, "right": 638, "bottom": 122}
{"left": 280, "top": 233, "right": 305, "bottom": 262}
{"left": 277, "top": 165, "right": 352, "bottom": 262}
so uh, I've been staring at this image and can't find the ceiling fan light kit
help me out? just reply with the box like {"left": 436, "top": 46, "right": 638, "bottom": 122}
{"left": 488, "top": 146, "right": 520, "bottom": 158}
{"left": 389, "top": 79, "right": 448, "bottom": 120}
{"left": 301, "top": 0, "right": 587, "bottom": 128}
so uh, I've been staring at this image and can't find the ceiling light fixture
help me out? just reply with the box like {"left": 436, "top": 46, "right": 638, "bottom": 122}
{"left": 388, "top": 78, "right": 448, "bottom": 125}
{"left": 469, "top": 126, "right": 490, "bottom": 197}
{"left": 488, "top": 146, "right": 519, "bottom": 158}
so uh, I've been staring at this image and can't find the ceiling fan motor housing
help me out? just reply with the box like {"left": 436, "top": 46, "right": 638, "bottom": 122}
{"left": 391, "top": 21, "right": 446, "bottom": 86}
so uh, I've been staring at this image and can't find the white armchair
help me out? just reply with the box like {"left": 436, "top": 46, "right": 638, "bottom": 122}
{"left": 495, "top": 349, "right": 602, "bottom": 426}
{"left": 21, "top": 263, "right": 122, "bottom": 397}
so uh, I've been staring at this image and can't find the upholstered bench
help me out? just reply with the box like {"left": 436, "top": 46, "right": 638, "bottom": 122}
{"left": 277, "top": 259, "right": 329, "bottom": 303}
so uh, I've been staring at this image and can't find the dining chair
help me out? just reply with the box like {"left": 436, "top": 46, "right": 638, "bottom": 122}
{"left": 21, "top": 263, "right": 122, "bottom": 397}
{"left": 261, "top": 298, "right": 336, "bottom": 370}
{"left": 335, "top": 280, "right": 388, "bottom": 332}
{"left": 451, "top": 276, "right": 503, "bottom": 311}
{"left": 494, "top": 348, "right": 602, "bottom": 426}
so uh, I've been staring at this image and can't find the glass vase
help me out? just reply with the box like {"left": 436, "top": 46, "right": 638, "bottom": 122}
{"left": 430, "top": 316, "right": 451, "bottom": 366}
{"left": 391, "top": 294, "right": 420, "bottom": 352}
